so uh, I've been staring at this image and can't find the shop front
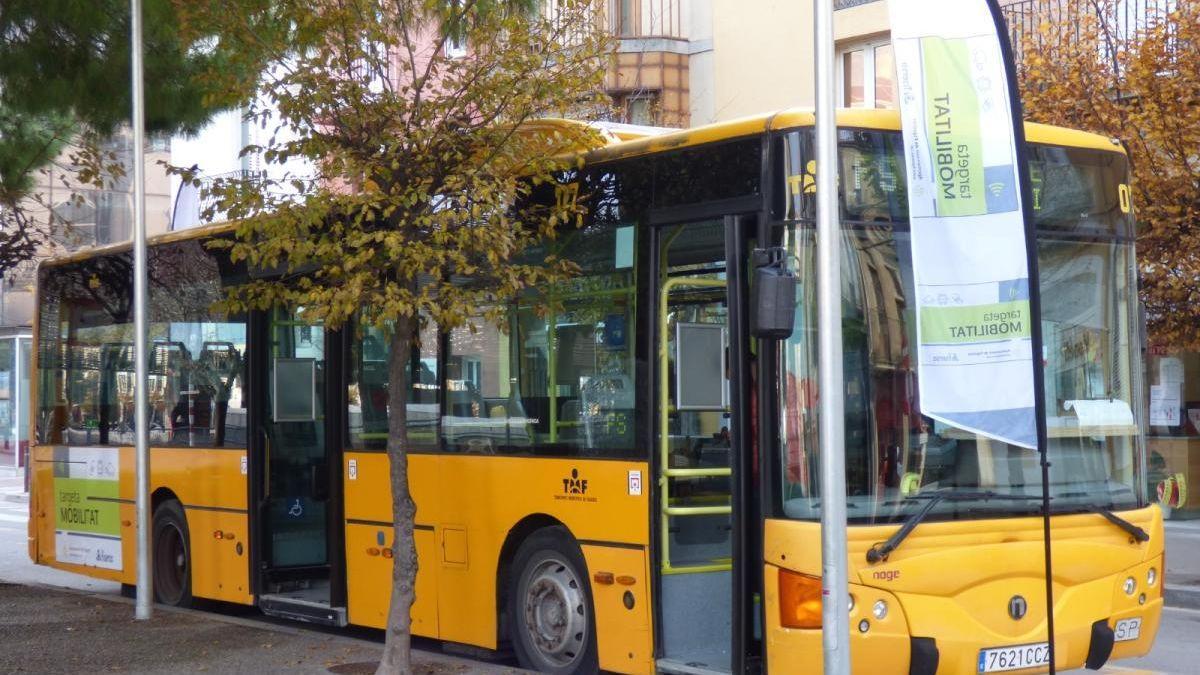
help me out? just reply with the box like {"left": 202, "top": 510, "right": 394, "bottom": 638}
{"left": 1147, "top": 347, "right": 1199, "bottom": 519}
{"left": 0, "top": 331, "right": 31, "bottom": 472}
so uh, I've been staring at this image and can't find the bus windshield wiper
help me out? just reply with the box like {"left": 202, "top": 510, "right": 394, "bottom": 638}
{"left": 1059, "top": 504, "right": 1149, "bottom": 543}
{"left": 866, "top": 491, "right": 1043, "bottom": 564}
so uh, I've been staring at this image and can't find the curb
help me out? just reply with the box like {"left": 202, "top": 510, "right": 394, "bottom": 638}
{"left": 1164, "top": 584, "right": 1200, "bottom": 611}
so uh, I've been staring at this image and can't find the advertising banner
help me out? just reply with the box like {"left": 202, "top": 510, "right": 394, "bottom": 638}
{"left": 54, "top": 447, "right": 123, "bottom": 571}
{"left": 888, "top": 0, "right": 1038, "bottom": 448}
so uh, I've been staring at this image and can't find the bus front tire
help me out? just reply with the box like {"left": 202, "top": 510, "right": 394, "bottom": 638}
{"left": 506, "top": 527, "right": 599, "bottom": 675}
{"left": 152, "top": 500, "right": 193, "bottom": 607}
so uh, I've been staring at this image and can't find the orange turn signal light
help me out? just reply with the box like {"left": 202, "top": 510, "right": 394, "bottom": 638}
{"left": 593, "top": 572, "right": 615, "bottom": 585}
{"left": 381, "top": 548, "right": 394, "bottom": 559}
{"left": 778, "top": 568, "right": 823, "bottom": 629}
{"left": 366, "top": 547, "right": 380, "bottom": 556}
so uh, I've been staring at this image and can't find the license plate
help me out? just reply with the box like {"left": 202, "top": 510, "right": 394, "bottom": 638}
{"left": 1115, "top": 617, "right": 1142, "bottom": 642}
{"left": 978, "top": 642, "right": 1051, "bottom": 673}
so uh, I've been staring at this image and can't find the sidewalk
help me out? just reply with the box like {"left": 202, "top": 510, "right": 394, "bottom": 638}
{"left": 0, "top": 581, "right": 522, "bottom": 674}
{"left": 1163, "top": 519, "right": 1200, "bottom": 610}
{"left": 0, "top": 468, "right": 27, "bottom": 504}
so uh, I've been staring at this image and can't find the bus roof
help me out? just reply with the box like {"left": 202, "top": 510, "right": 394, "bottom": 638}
{"left": 583, "top": 107, "right": 1125, "bottom": 163}
{"left": 41, "top": 108, "right": 1124, "bottom": 268}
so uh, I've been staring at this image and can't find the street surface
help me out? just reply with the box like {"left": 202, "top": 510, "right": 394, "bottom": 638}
{"left": 0, "top": 486, "right": 1194, "bottom": 673}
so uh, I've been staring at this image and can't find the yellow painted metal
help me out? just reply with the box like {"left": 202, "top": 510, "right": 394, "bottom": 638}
{"left": 657, "top": 275, "right": 732, "bottom": 574}
{"left": 342, "top": 451, "right": 652, "bottom": 661}
{"left": 583, "top": 107, "right": 1126, "bottom": 165}
{"left": 663, "top": 467, "right": 731, "bottom": 478}
{"left": 661, "top": 562, "right": 733, "bottom": 576}
{"left": 664, "top": 505, "right": 732, "bottom": 516}
{"left": 581, "top": 544, "right": 655, "bottom": 674}
{"left": 764, "top": 506, "right": 1165, "bottom": 673}
{"left": 345, "top": 519, "right": 440, "bottom": 635}
{"left": 28, "top": 444, "right": 252, "bottom": 604}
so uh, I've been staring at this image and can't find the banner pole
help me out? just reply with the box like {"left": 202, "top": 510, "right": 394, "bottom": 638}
{"left": 814, "top": 0, "right": 850, "bottom": 672}
{"left": 130, "top": 0, "right": 153, "bottom": 622}
{"left": 984, "top": 1, "right": 1056, "bottom": 670}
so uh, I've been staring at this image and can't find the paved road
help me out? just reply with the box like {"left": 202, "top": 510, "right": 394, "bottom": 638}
{"left": 0, "top": 492, "right": 1193, "bottom": 674}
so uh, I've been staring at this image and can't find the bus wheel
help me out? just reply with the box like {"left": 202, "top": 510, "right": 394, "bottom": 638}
{"left": 507, "top": 527, "right": 598, "bottom": 675}
{"left": 152, "top": 500, "right": 193, "bottom": 607}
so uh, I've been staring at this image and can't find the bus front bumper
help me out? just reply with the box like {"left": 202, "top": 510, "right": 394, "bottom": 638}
{"left": 765, "top": 556, "right": 1163, "bottom": 674}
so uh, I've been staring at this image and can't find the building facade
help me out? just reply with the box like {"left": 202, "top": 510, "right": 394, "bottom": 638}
{"left": 0, "top": 131, "right": 172, "bottom": 471}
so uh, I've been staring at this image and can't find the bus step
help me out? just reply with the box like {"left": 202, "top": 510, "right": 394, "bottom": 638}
{"left": 259, "top": 594, "right": 348, "bottom": 627}
{"left": 656, "top": 658, "right": 730, "bottom": 675}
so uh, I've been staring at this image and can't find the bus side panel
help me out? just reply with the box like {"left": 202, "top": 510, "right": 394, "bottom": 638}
{"left": 580, "top": 543, "right": 655, "bottom": 675}
{"left": 149, "top": 447, "right": 252, "bottom": 605}
{"left": 30, "top": 444, "right": 130, "bottom": 585}
{"left": 433, "top": 455, "right": 650, "bottom": 658}
{"left": 343, "top": 451, "right": 440, "bottom": 636}
{"left": 344, "top": 451, "right": 652, "bottom": 670}
{"left": 29, "top": 444, "right": 253, "bottom": 604}
{"left": 344, "top": 522, "right": 440, "bottom": 636}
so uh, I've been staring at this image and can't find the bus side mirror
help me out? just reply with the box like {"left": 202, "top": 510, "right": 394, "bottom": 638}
{"left": 751, "top": 247, "right": 796, "bottom": 340}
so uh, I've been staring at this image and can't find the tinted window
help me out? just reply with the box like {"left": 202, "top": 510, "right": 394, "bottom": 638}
{"left": 348, "top": 216, "right": 642, "bottom": 459}
{"left": 37, "top": 254, "right": 133, "bottom": 446}
{"left": 36, "top": 238, "right": 247, "bottom": 447}
{"left": 149, "top": 239, "right": 248, "bottom": 447}
{"left": 653, "top": 138, "right": 761, "bottom": 209}
{"left": 348, "top": 320, "right": 440, "bottom": 451}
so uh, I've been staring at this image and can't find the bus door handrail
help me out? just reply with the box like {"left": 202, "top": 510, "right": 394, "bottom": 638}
{"left": 658, "top": 276, "right": 733, "bottom": 575}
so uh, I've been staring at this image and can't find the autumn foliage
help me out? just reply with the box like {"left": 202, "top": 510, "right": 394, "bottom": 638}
{"left": 1016, "top": 0, "right": 1200, "bottom": 348}
{"left": 175, "top": 1, "right": 610, "bottom": 672}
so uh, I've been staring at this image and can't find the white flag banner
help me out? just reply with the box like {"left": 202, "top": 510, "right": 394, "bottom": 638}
{"left": 888, "top": 0, "right": 1037, "bottom": 449}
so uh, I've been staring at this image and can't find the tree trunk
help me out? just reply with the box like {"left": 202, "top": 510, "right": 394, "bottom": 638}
{"left": 376, "top": 316, "right": 418, "bottom": 675}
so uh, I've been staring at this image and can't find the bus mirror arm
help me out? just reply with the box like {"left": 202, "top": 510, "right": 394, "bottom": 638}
{"left": 750, "top": 247, "right": 796, "bottom": 340}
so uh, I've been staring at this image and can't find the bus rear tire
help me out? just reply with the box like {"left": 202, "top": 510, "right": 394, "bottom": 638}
{"left": 152, "top": 500, "right": 194, "bottom": 607}
{"left": 506, "top": 526, "right": 598, "bottom": 675}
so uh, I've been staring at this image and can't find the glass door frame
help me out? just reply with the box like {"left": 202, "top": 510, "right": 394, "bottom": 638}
{"left": 246, "top": 309, "right": 347, "bottom": 607}
{"left": 647, "top": 212, "right": 760, "bottom": 674}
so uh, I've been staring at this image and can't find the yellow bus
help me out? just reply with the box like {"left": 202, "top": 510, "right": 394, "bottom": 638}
{"left": 29, "top": 109, "right": 1161, "bottom": 674}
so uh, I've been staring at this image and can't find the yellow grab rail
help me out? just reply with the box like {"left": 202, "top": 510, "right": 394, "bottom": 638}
{"left": 658, "top": 276, "right": 733, "bottom": 574}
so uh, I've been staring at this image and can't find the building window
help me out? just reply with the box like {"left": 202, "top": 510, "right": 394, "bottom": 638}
{"left": 445, "top": 35, "right": 467, "bottom": 58}
{"left": 614, "top": 93, "right": 658, "bottom": 125}
{"left": 617, "top": 0, "right": 636, "bottom": 36}
{"left": 838, "top": 40, "right": 895, "bottom": 109}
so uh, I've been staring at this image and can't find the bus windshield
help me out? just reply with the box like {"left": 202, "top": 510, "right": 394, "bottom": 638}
{"left": 777, "top": 129, "right": 1144, "bottom": 524}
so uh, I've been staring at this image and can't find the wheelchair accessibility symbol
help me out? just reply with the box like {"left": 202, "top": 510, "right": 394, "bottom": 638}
{"left": 288, "top": 499, "right": 304, "bottom": 517}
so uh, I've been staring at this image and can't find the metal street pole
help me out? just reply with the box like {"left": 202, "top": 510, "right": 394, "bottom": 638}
{"left": 814, "top": 0, "right": 849, "bottom": 672}
{"left": 130, "top": 0, "right": 153, "bottom": 621}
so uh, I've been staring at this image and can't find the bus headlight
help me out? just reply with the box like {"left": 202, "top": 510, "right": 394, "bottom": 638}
{"left": 1123, "top": 577, "right": 1136, "bottom": 595}
{"left": 872, "top": 599, "right": 888, "bottom": 620}
{"left": 1147, "top": 567, "right": 1157, "bottom": 587}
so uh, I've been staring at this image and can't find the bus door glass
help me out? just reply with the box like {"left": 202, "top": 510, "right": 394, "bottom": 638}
{"left": 655, "top": 218, "right": 735, "bottom": 670}
{"left": 264, "top": 309, "right": 330, "bottom": 580}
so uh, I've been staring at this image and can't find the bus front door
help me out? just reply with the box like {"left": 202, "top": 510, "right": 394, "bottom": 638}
{"left": 256, "top": 310, "right": 346, "bottom": 625}
{"left": 653, "top": 215, "right": 758, "bottom": 674}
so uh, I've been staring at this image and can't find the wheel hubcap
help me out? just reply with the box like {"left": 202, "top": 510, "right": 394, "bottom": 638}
{"left": 522, "top": 558, "right": 587, "bottom": 668}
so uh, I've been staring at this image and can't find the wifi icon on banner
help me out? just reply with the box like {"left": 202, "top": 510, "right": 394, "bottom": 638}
{"left": 988, "top": 182, "right": 1006, "bottom": 197}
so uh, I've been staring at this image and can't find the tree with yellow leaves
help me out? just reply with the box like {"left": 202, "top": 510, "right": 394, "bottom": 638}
{"left": 175, "top": 1, "right": 610, "bottom": 672}
{"left": 1017, "top": 0, "right": 1200, "bottom": 348}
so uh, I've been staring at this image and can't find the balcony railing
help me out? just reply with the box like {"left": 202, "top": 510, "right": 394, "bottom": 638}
{"left": 1001, "top": 0, "right": 1176, "bottom": 55}
{"left": 607, "top": 0, "right": 684, "bottom": 40}
{"left": 835, "top": 0, "right": 882, "bottom": 9}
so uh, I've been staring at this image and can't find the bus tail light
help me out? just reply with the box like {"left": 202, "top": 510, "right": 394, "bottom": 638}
{"left": 778, "top": 568, "right": 823, "bottom": 629}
